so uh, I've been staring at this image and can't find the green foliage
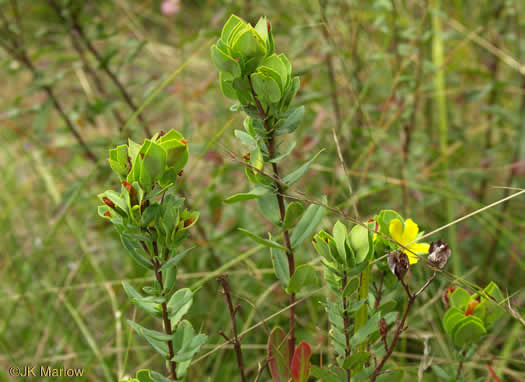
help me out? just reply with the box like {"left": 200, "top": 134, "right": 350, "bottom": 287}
{"left": 98, "top": 132, "right": 205, "bottom": 380}
{"left": 442, "top": 282, "right": 505, "bottom": 347}
{"left": 4, "top": 2, "right": 524, "bottom": 381}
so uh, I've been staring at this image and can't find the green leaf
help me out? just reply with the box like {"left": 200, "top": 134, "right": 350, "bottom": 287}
{"left": 450, "top": 288, "right": 471, "bottom": 309}
{"left": 224, "top": 185, "right": 269, "bottom": 203}
{"left": 276, "top": 106, "right": 305, "bottom": 135}
{"left": 283, "top": 149, "right": 324, "bottom": 186}
{"left": 135, "top": 369, "right": 154, "bottom": 382}
{"left": 231, "top": 25, "right": 266, "bottom": 59}
{"left": 160, "top": 247, "right": 194, "bottom": 271}
{"left": 310, "top": 366, "right": 340, "bottom": 382}
{"left": 342, "top": 351, "right": 371, "bottom": 370}
{"left": 149, "top": 371, "right": 172, "bottom": 382}
{"left": 128, "top": 138, "right": 142, "bottom": 165}
{"left": 376, "top": 210, "right": 403, "bottom": 244}
{"left": 333, "top": 221, "right": 349, "bottom": 266}
{"left": 343, "top": 276, "right": 359, "bottom": 297}
{"left": 351, "top": 312, "right": 381, "bottom": 347}
{"left": 290, "top": 197, "right": 326, "bottom": 248}
{"left": 158, "top": 131, "right": 188, "bottom": 175}
{"left": 163, "top": 266, "right": 178, "bottom": 295}
{"left": 171, "top": 321, "right": 206, "bottom": 378}
{"left": 286, "top": 264, "right": 318, "bottom": 294}
{"left": 220, "top": 15, "right": 244, "bottom": 43}
{"left": 122, "top": 281, "right": 160, "bottom": 317}
{"left": 219, "top": 71, "right": 237, "bottom": 99}
{"left": 211, "top": 44, "right": 241, "bottom": 77}
{"left": 120, "top": 235, "right": 154, "bottom": 270}
{"left": 270, "top": 234, "right": 290, "bottom": 288}
{"left": 166, "top": 288, "right": 193, "bottom": 325}
{"left": 109, "top": 144, "right": 130, "bottom": 178}
{"left": 377, "top": 370, "right": 404, "bottom": 382}
{"left": 171, "top": 332, "right": 207, "bottom": 362}
{"left": 257, "top": 192, "right": 281, "bottom": 225}
{"left": 280, "top": 76, "right": 300, "bottom": 111}
{"left": 349, "top": 224, "right": 372, "bottom": 263}
{"left": 268, "top": 327, "right": 290, "bottom": 382}
{"left": 261, "top": 54, "right": 288, "bottom": 88}
{"left": 453, "top": 316, "right": 486, "bottom": 347}
{"left": 312, "top": 231, "right": 334, "bottom": 262}
{"left": 98, "top": 190, "right": 128, "bottom": 213}
{"left": 141, "top": 140, "right": 167, "bottom": 183}
{"left": 238, "top": 228, "right": 287, "bottom": 250}
{"left": 127, "top": 320, "right": 171, "bottom": 357}
{"left": 443, "top": 307, "right": 465, "bottom": 335}
{"left": 251, "top": 71, "right": 281, "bottom": 103}
{"left": 481, "top": 281, "right": 505, "bottom": 329}
{"left": 269, "top": 141, "right": 296, "bottom": 163}
{"left": 254, "top": 16, "right": 269, "bottom": 45}
{"left": 282, "top": 202, "right": 305, "bottom": 230}
{"left": 431, "top": 365, "right": 452, "bottom": 380}
{"left": 234, "top": 129, "right": 257, "bottom": 149}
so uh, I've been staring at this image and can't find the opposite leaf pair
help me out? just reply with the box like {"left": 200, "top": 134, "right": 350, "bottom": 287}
{"left": 268, "top": 327, "right": 312, "bottom": 382}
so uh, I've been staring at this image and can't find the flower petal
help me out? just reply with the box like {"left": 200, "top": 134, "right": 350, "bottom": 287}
{"left": 405, "top": 243, "right": 430, "bottom": 265}
{"left": 389, "top": 219, "right": 404, "bottom": 244}
{"left": 402, "top": 219, "right": 419, "bottom": 243}
{"left": 405, "top": 251, "right": 419, "bottom": 265}
{"left": 408, "top": 242, "right": 430, "bottom": 254}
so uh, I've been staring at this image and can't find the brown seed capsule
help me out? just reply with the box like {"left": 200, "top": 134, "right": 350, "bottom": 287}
{"left": 442, "top": 286, "right": 455, "bottom": 310}
{"left": 121, "top": 181, "right": 138, "bottom": 205}
{"left": 121, "top": 181, "right": 137, "bottom": 196}
{"left": 378, "top": 318, "right": 388, "bottom": 337}
{"left": 464, "top": 300, "right": 479, "bottom": 316}
{"left": 387, "top": 250, "right": 410, "bottom": 281}
{"left": 103, "top": 197, "right": 115, "bottom": 208}
{"left": 428, "top": 240, "right": 451, "bottom": 269}
{"left": 184, "top": 217, "right": 195, "bottom": 228}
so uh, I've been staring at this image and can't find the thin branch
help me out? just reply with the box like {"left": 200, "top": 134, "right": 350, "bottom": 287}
{"left": 341, "top": 272, "right": 352, "bottom": 382}
{"left": 47, "top": 0, "right": 152, "bottom": 136}
{"left": 254, "top": 359, "right": 269, "bottom": 382}
{"left": 218, "top": 275, "right": 247, "bottom": 382}
{"left": 370, "top": 272, "right": 437, "bottom": 381}
{"left": 144, "top": 243, "right": 178, "bottom": 380}
{"left": 0, "top": 16, "right": 98, "bottom": 162}
{"left": 248, "top": 75, "right": 297, "bottom": 363}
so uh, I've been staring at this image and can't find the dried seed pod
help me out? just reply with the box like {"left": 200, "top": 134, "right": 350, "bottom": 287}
{"left": 387, "top": 250, "right": 410, "bottom": 281}
{"left": 442, "top": 285, "right": 455, "bottom": 310}
{"left": 428, "top": 240, "right": 451, "bottom": 269}
{"left": 378, "top": 318, "right": 388, "bottom": 338}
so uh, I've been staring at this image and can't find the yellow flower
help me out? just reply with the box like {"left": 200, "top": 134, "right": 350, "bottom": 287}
{"left": 389, "top": 218, "right": 430, "bottom": 265}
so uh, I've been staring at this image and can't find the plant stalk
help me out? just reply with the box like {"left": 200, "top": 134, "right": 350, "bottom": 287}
{"left": 248, "top": 75, "right": 297, "bottom": 365}
{"left": 342, "top": 272, "right": 352, "bottom": 382}
{"left": 144, "top": 243, "right": 178, "bottom": 380}
{"left": 218, "top": 275, "right": 247, "bottom": 382}
{"left": 370, "top": 272, "right": 436, "bottom": 381}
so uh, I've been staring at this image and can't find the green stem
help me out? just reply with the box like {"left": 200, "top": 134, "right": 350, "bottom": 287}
{"left": 432, "top": 0, "right": 458, "bottom": 274}
{"left": 355, "top": 264, "right": 370, "bottom": 354}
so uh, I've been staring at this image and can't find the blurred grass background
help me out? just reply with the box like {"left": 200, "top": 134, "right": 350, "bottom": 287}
{"left": 0, "top": 0, "right": 524, "bottom": 380}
